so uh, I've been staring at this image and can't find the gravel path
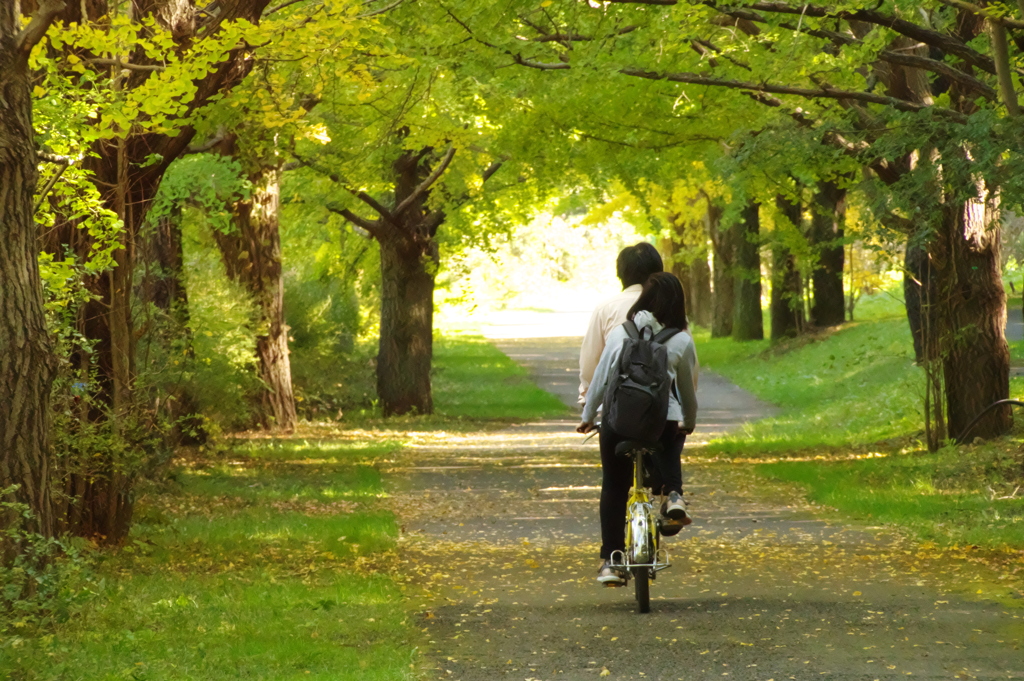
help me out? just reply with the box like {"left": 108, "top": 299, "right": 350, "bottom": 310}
{"left": 1008, "top": 308, "right": 1023, "bottom": 343}
{"left": 386, "top": 335, "right": 1024, "bottom": 681}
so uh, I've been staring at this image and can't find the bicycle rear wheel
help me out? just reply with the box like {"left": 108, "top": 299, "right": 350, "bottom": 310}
{"left": 633, "top": 567, "right": 650, "bottom": 613}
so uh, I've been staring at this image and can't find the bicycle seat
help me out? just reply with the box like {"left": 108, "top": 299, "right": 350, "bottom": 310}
{"left": 614, "top": 440, "right": 663, "bottom": 457}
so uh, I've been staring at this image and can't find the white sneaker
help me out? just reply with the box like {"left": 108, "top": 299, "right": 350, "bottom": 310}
{"left": 662, "top": 491, "right": 691, "bottom": 523}
{"left": 597, "top": 560, "right": 625, "bottom": 585}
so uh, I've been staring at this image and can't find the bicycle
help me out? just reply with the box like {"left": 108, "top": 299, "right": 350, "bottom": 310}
{"left": 585, "top": 428, "right": 672, "bottom": 613}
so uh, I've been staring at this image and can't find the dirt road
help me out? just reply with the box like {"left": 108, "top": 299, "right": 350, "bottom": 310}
{"left": 387, "top": 337, "right": 1024, "bottom": 681}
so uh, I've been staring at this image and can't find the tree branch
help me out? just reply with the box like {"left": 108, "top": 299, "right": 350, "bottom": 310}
{"left": 512, "top": 53, "right": 570, "bottom": 70}
{"left": 620, "top": 67, "right": 968, "bottom": 122}
{"left": 294, "top": 153, "right": 397, "bottom": 223}
{"left": 88, "top": 58, "right": 166, "bottom": 72}
{"left": 393, "top": 145, "right": 457, "bottom": 217}
{"left": 33, "top": 158, "right": 73, "bottom": 214}
{"left": 481, "top": 160, "right": 504, "bottom": 183}
{"left": 358, "top": 0, "right": 403, "bottom": 18}
{"left": 601, "top": 0, "right": 1006, "bottom": 71}
{"left": 937, "top": 0, "right": 1024, "bottom": 30}
{"left": 876, "top": 49, "right": 997, "bottom": 101}
{"left": 37, "top": 151, "right": 75, "bottom": 164}
{"left": 987, "top": 19, "right": 1021, "bottom": 116}
{"left": 16, "top": 0, "right": 66, "bottom": 58}
{"left": 324, "top": 204, "right": 380, "bottom": 238}
{"left": 765, "top": 21, "right": 998, "bottom": 101}
{"left": 706, "top": 1, "right": 997, "bottom": 74}
{"left": 530, "top": 25, "right": 638, "bottom": 42}
{"left": 353, "top": 190, "right": 397, "bottom": 223}
{"left": 745, "top": 91, "right": 902, "bottom": 185}
{"left": 267, "top": 0, "right": 312, "bottom": 14}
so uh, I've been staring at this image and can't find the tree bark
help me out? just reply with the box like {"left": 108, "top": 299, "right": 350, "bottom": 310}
{"left": 689, "top": 251, "right": 713, "bottom": 328}
{"left": 373, "top": 148, "right": 447, "bottom": 416}
{"left": 0, "top": 6, "right": 59, "bottom": 556}
{"left": 931, "top": 194, "right": 1011, "bottom": 441}
{"left": 771, "top": 194, "right": 803, "bottom": 341}
{"left": 809, "top": 181, "right": 847, "bottom": 327}
{"left": 214, "top": 162, "right": 297, "bottom": 432}
{"left": 377, "top": 233, "right": 436, "bottom": 416}
{"left": 904, "top": 239, "right": 930, "bottom": 364}
{"left": 708, "top": 203, "right": 735, "bottom": 337}
{"left": 661, "top": 236, "right": 692, "bottom": 309}
{"left": 660, "top": 233, "right": 711, "bottom": 328}
{"left": 733, "top": 201, "right": 764, "bottom": 341}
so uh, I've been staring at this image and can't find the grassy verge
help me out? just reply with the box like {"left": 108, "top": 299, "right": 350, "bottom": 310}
{"left": 695, "top": 316, "right": 922, "bottom": 453}
{"left": 2, "top": 330, "right": 565, "bottom": 678}
{"left": 335, "top": 333, "right": 570, "bottom": 427}
{"left": 759, "top": 436, "right": 1024, "bottom": 550}
{"left": 1, "top": 443, "right": 412, "bottom": 681}
{"left": 693, "top": 291, "right": 1024, "bottom": 554}
{"left": 433, "top": 334, "right": 569, "bottom": 421}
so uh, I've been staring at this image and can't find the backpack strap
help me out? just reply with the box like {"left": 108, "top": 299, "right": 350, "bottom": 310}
{"left": 622, "top": 319, "right": 640, "bottom": 340}
{"left": 652, "top": 327, "right": 681, "bottom": 344}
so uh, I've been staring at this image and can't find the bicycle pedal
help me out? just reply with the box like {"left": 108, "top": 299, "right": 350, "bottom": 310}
{"left": 659, "top": 522, "right": 684, "bottom": 537}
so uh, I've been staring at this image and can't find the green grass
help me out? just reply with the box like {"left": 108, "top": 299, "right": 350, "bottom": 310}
{"left": 695, "top": 317, "right": 922, "bottom": 453}
{"left": 759, "top": 432, "right": 1024, "bottom": 550}
{"left": 1, "top": 441, "right": 414, "bottom": 681}
{"left": 1, "top": 331, "right": 566, "bottom": 678}
{"left": 690, "top": 286, "right": 1024, "bottom": 553}
{"left": 316, "top": 333, "right": 571, "bottom": 425}
{"left": 432, "top": 334, "right": 569, "bottom": 421}
{"left": 1011, "top": 338, "right": 1024, "bottom": 364}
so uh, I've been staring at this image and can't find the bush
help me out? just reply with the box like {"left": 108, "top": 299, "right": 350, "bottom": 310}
{"left": 0, "top": 489, "right": 95, "bottom": 639}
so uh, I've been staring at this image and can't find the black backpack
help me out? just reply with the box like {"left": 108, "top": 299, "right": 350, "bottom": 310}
{"left": 602, "top": 320, "right": 680, "bottom": 443}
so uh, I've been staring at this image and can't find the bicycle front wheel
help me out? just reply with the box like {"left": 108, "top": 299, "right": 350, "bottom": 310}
{"left": 633, "top": 567, "right": 650, "bottom": 613}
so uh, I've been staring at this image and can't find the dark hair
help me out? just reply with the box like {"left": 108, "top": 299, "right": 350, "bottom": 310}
{"left": 616, "top": 242, "right": 663, "bottom": 288}
{"left": 627, "top": 272, "right": 688, "bottom": 331}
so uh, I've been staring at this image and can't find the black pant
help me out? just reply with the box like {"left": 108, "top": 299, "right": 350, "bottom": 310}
{"left": 598, "top": 421, "right": 686, "bottom": 559}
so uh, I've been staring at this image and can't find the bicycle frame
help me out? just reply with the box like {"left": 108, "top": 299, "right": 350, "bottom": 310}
{"left": 608, "top": 447, "right": 671, "bottom": 576}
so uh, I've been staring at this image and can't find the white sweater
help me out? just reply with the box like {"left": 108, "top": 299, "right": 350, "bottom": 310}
{"left": 578, "top": 285, "right": 643, "bottom": 404}
{"left": 581, "top": 310, "right": 699, "bottom": 432}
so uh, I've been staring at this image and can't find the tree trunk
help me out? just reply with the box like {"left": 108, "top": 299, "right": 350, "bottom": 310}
{"left": 214, "top": 163, "right": 297, "bottom": 432}
{"left": 809, "top": 181, "right": 847, "bottom": 327}
{"left": 689, "top": 252, "right": 713, "bottom": 328}
{"left": 0, "top": 20, "right": 58, "bottom": 556}
{"left": 733, "top": 201, "right": 764, "bottom": 341}
{"left": 931, "top": 195, "right": 1011, "bottom": 441}
{"left": 662, "top": 237, "right": 693, "bottom": 314}
{"left": 904, "top": 239, "right": 930, "bottom": 364}
{"left": 661, "top": 218, "right": 713, "bottom": 328}
{"left": 708, "top": 203, "right": 734, "bottom": 337}
{"left": 137, "top": 208, "right": 204, "bottom": 445}
{"left": 373, "top": 148, "right": 448, "bottom": 416}
{"left": 377, "top": 234, "right": 436, "bottom": 416}
{"left": 771, "top": 194, "right": 803, "bottom": 341}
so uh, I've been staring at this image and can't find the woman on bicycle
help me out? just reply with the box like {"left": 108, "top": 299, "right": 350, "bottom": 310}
{"left": 576, "top": 272, "right": 699, "bottom": 585}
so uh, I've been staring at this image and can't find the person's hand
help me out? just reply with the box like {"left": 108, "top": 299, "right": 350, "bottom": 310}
{"left": 577, "top": 422, "right": 595, "bottom": 434}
